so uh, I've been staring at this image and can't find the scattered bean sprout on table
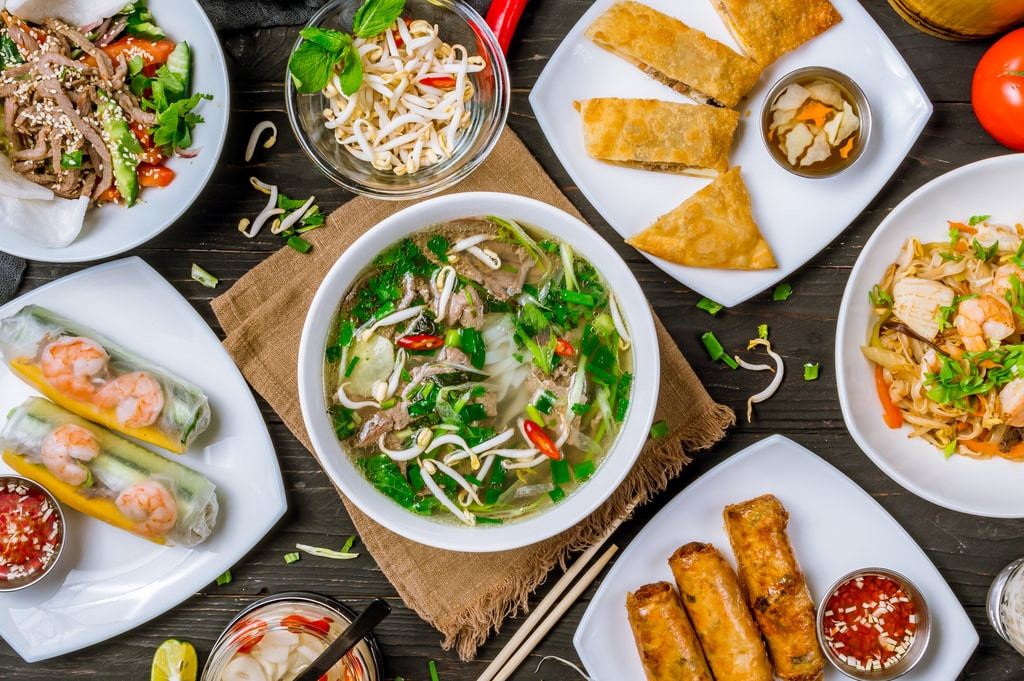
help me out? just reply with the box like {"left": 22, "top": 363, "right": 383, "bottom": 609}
{"left": 321, "top": 17, "right": 485, "bottom": 175}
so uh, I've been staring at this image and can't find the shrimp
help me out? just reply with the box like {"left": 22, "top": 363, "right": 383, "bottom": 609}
{"left": 954, "top": 295, "right": 1015, "bottom": 352}
{"left": 1000, "top": 378, "right": 1024, "bottom": 427}
{"left": 93, "top": 372, "right": 165, "bottom": 428}
{"left": 115, "top": 481, "right": 178, "bottom": 537}
{"left": 40, "top": 336, "right": 109, "bottom": 400}
{"left": 991, "top": 262, "right": 1024, "bottom": 300}
{"left": 40, "top": 424, "right": 99, "bottom": 486}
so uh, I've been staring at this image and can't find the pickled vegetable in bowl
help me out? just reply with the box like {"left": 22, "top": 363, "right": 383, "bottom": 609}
{"left": 762, "top": 67, "right": 870, "bottom": 178}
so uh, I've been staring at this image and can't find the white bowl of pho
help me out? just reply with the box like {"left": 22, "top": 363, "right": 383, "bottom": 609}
{"left": 298, "top": 192, "right": 659, "bottom": 552}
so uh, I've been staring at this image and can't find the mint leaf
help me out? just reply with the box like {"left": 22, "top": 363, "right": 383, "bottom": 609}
{"left": 353, "top": 0, "right": 406, "bottom": 38}
{"left": 339, "top": 43, "right": 363, "bottom": 95}
{"left": 288, "top": 33, "right": 349, "bottom": 94}
{"left": 299, "top": 26, "right": 351, "bottom": 52}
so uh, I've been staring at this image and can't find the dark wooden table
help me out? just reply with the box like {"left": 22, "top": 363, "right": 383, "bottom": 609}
{"left": 3, "top": 1, "right": 1022, "bottom": 679}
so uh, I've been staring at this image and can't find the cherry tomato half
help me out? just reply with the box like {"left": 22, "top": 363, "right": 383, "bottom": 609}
{"left": 972, "top": 27, "right": 1024, "bottom": 151}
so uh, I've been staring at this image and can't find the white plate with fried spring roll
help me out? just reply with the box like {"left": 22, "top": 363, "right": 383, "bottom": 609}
{"left": 0, "top": 257, "right": 286, "bottom": 662}
{"left": 574, "top": 435, "right": 977, "bottom": 680}
{"left": 530, "top": 0, "right": 931, "bottom": 307}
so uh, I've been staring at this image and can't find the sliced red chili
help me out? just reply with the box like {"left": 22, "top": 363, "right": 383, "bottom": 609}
{"left": 281, "top": 614, "right": 333, "bottom": 636}
{"left": 230, "top": 618, "right": 267, "bottom": 654}
{"left": 554, "top": 337, "right": 575, "bottom": 357}
{"left": 523, "top": 419, "right": 561, "bottom": 460}
{"left": 397, "top": 334, "right": 444, "bottom": 350}
{"left": 419, "top": 75, "right": 457, "bottom": 88}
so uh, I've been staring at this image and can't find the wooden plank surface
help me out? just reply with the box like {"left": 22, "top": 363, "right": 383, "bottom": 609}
{"left": 3, "top": 1, "right": 1023, "bottom": 679}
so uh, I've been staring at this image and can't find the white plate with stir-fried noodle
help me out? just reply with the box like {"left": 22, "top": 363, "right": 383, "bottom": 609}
{"left": 0, "top": 0, "right": 229, "bottom": 262}
{"left": 837, "top": 154, "right": 1024, "bottom": 517}
{"left": 0, "top": 258, "right": 286, "bottom": 661}
{"left": 530, "top": 0, "right": 931, "bottom": 307}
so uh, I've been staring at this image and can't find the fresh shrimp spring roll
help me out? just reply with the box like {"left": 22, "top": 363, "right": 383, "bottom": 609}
{"left": 626, "top": 581, "right": 714, "bottom": 681}
{"left": 668, "top": 542, "right": 774, "bottom": 681}
{"left": 723, "top": 494, "right": 825, "bottom": 681}
{"left": 1, "top": 397, "right": 218, "bottom": 546}
{"left": 0, "top": 304, "right": 211, "bottom": 453}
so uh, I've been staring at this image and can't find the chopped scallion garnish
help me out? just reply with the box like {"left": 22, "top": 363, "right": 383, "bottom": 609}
{"left": 296, "top": 537, "right": 359, "bottom": 560}
{"left": 757, "top": 324, "right": 769, "bottom": 340}
{"left": 191, "top": 263, "right": 218, "bottom": 288}
{"left": 344, "top": 356, "right": 360, "bottom": 377}
{"left": 284, "top": 552, "right": 301, "bottom": 564}
{"left": 804, "top": 362, "right": 820, "bottom": 381}
{"left": 649, "top": 420, "right": 669, "bottom": 439}
{"left": 287, "top": 235, "right": 313, "bottom": 253}
{"left": 215, "top": 570, "right": 232, "bottom": 585}
{"left": 697, "top": 297, "right": 723, "bottom": 315}
{"left": 429, "top": 660, "right": 441, "bottom": 681}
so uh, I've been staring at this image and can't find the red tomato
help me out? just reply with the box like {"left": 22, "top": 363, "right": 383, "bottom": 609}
{"left": 83, "top": 37, "right": 176, "bottom": 68}
{"left": 138, "top": 164, "right": 176, "bottom": 188}
{"left": 281, "top": 614, "right": 332, "bottom": 636}
{"left": 230, "top": 619, "right": 267, "bottom": 654}
{"left": 972, "top": 27, "right": 1024, "bottom": 151}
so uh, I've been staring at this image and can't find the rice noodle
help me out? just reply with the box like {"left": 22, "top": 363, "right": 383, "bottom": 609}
{"left": 320, "top": 17, "right": 485, "bottom": 174}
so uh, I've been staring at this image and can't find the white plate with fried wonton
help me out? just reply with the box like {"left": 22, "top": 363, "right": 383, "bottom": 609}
{"left": 0, "top": 0, "right": 229, "bottom": 263}
{"left": 530, "top": 0, "right": 931, "bottom": 307}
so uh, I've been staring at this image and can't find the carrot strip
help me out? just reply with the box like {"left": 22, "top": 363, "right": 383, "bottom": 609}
{"left": 949, "top": 220, "right": 977, "bottom": 235}
{"left": 839, "top": 136, "right": 855, "bottom": 159}
{"left": 874, "top": 365, "right": 903, "bottom": 429}
{"left": 795, "top": 100, "right": 834, "bottom": 128}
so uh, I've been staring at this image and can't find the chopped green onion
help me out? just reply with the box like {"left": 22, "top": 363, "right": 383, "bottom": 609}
{"left": 296, "top": 538, "right": 358, "bottom": 560}
{"left": 380, "top": 397, "right": 397, "bottom": 410}
{"left": 444, "top": 329, "right": 461, "bottom": 347}
{"left": 535, "top": 390, "right": 556, "bottom": 414}
{"left": 550, "top": 459, "right": 571, "bottom": 485}
{"left": 757, "top": 324, "right": 769, "bottom": 340}
{"left": 284, "top": 552, "right": 301, "bottom": 564}
{"left": 287, "top": 235, "right": 312, "bottom": 253}
{"left": 773, "top": 283, "right": 794, "bottom": 301}
{"left": 429, "top": 660, "right": 440, "bottom": 681}
{"left": 721, "top": 353, "right": 739, "bottom": 369}
{"left": 943, "top": 440, "right": 957, "bottom": 459}
{"left": 475, "top": 516, "right": 503, "bottom": 524}
{"left": 571, "top": 403, "right": 591, "bottom": 416}
{"left": 461, "top": 402, "right": 488, "bottom": 423}
{"left": 548, "top": 485, "right": 566, "bottom": 503}
{"left": 573, "top": 459, "right": 596, "bottom": 481}
{"left": 701, "top": 331, "right": 726, "bottom": 360}
{"left": 804, "top": 362, "right": 820, "bottom": 381}
{"left": 614, "top": 397, "right": 629, "bottom": 421}
{"left": 191, "top": 263, "right": 218, "bottom": 288}
{"left": 697, "top": 298, "right": 723, "bottom": 315}
{"left": 215, "top": 570, "right": 232, "bottom": 585}
{"left": 649, "top": 420, "right": 669, "bottom": 439}
{"left": 593, "top": 312, "right": 616, "bottom": 336}
{"left": 560, "top": 289, "right": 597, "bottom": 307}
{"left": 525, "top": 404, "right": 547, "bottom": 426}
{"left": 344, "top": 356, "right": 360, "bottom": 377}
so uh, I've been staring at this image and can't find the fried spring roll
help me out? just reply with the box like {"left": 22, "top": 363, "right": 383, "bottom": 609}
{"left": 0, "top": 305, "right": 211, "bottom": 453}
{"left": 626, "top": 581, "right": 714, "bottom": 681}
{"left": 669, "top": 542, "right": 774, "bottom": 681}
{"left": 1, "top": 397, "right": 218, "bottom": 546}
{"left": 724, "top": 494, "right": 825, "bottom": 681}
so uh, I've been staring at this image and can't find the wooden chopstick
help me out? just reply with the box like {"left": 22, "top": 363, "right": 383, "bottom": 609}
{"left": 484, "top": 544, "right": 618, "bottom": 681}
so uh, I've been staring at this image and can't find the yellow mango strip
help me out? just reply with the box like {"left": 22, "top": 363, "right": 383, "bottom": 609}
{"left": 795, "top": 100, "right": 834, "bottom": 129}
{"left": 9, "top": 361, "right": 183, "bottom": 454}
{"left": 2, "top": 450, "right": 166, "bottom": 544}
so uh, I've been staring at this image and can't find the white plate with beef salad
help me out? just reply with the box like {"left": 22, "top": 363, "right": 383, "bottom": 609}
{"left": 530, "top": 0, "right": 931, "bottom": 307}
{"left": 0, "top": 257, "right": 286, "bottom": 662}
{"left": 0, "top": 0, "right": 229, "bottom": 262}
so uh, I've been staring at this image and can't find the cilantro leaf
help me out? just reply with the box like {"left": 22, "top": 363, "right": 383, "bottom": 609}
{"left": 353, "top": 0, "right": 406, "bottom": 38}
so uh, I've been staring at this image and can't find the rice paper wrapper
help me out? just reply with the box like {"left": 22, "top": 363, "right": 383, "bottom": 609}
{"left": 0, "top": 304, "right": 211, "bottom": 453}
{"left": 1, "top": 397, "right": 218, "bottom": 546}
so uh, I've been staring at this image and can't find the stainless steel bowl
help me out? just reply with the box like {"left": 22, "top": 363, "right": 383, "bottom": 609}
{"left": 760, "top": 66, "right": 871, "bottom": 179}
{"left": 816, "top": 567, "right": 930, "bottom": 680}
{"left": 0, "top": 474, "right": 65, "bottom": 592}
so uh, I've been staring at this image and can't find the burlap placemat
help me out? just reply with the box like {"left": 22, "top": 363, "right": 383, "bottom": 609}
{"left": 212, "top": 127, "right": 735, "bottom": 659}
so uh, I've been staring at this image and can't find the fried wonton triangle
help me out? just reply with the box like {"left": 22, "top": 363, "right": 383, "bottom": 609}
{"left": 575, "top": 98, "right": 738, "bottom": 177}
{"left": 626, "top": 167, "right": 777, "bottom": 270}
{"left": 585, "top": 1, "right": 762, "bottom": 109}
{"left": 711, "top": 0, "right": 842, "bottom": 66}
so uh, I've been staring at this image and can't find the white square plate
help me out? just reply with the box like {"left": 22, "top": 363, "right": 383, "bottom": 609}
{"left": 0, "top": 258, "right": 286, "bottom": 662}
{"left": 530, "top": 0, "right": 932, "bottom": 307}
{"left": 573, "top": 435, "right": 977, "bottom": 680}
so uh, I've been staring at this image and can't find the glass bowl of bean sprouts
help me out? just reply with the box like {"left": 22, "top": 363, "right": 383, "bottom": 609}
{"left": 285, "top": 0, "right": 509, "bottom": 200}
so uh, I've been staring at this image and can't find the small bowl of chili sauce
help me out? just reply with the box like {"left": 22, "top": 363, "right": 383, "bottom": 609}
{"left": 0, "top": 475, "right": 65, "bottom": 592}
{"left": 816, "top": 567, "right": 930, "bottom": 680}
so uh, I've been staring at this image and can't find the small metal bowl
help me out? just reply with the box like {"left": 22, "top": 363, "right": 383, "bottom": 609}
{"left": 0, "top": 474, "right": 65, "bottom": 592}
{"left": 760, "top": 66, "right": 871, "bottom": 178}
{"left": 816, "top": 567, "right": 930, "bottom": 680}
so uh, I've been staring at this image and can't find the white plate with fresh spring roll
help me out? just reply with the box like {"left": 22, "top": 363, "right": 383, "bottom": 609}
{"left": 0, "top": 0, "right": 229, "bottom": 262}
{"left": 0, "top": 257, "right": 286, "bottom": 663}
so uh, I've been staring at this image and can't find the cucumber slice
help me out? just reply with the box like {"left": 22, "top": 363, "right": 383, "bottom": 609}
{"left": 165, "top": 41, "right": 191, "bottom": 95}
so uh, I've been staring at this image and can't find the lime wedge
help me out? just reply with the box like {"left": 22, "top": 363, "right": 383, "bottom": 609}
{"left": 152, "top": 639, "right": 197, "bottom": 681}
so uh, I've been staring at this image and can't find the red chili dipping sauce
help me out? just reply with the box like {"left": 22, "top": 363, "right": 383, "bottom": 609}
{"left": 821, "top": 572, "right": 919, "bottom": 672}
{"left": 0, "top": 479, "right": 62, "bottom": 584}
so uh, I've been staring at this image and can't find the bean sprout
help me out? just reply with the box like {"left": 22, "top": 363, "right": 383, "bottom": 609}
{"left": 244, "top": 120, "right": 278, "bottom": 162}
{"left": 736, "top": 339, "right": 784, "bottom": 422}
{"left": 320, "top": 17, "right": 485, "bottom": 174}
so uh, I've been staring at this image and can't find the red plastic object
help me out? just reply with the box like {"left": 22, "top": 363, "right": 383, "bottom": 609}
{"left": 485, "top": 0, "right": 529, "bottom": 54}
